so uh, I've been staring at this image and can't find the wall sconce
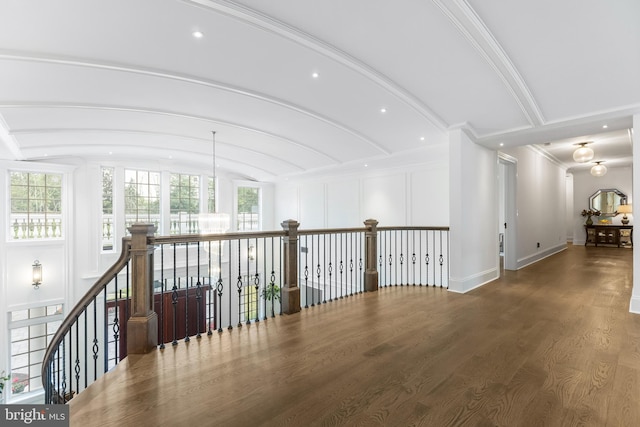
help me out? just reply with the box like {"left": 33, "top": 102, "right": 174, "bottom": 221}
{"left": 248, "top": 245, "right": 255, "bottom": 261}
{"left": 32, "top": 260, "right": 42, "bottom": 289}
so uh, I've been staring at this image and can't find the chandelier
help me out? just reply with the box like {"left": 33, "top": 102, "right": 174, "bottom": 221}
{"left": 199, "top": 131, "right": 230, "bottom": 234}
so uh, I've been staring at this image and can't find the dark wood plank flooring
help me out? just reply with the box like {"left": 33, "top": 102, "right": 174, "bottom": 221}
{"left": 70, "top": 245, "right": 639, "bottom": 426}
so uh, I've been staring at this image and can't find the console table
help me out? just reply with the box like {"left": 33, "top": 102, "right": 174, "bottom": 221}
{"left": 584, "top": 225, "right": 633, "bottom": 247}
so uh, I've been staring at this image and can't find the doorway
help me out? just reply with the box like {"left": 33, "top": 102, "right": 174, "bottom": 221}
{"left": 498, "top": 154, "right": 517, "bottom": 271}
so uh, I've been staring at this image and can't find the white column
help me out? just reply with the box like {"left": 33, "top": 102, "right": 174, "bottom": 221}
{"left": 448, "top": 129, "right": 500, "bottom": 293}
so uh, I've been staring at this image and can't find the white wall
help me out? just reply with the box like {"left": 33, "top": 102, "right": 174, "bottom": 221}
{"left": 273, "top": 151, "right": 449, "bottom": 230}
{"left": 571, "top": 167, "right": 633, "bottom": 245}
{"left": 499, "top": 146, "right": 567, "bottom": 268}
{"left": 448, "top": 129, "right": 499, "bottom": 293}
{"left": 0, "top": 161, "right": 75, "bottom": 396}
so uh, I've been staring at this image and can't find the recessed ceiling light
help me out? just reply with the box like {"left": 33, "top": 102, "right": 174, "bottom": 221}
{"left": 364, "top": 164, "right": 368, "bottom": 168}
{"left": 380, "top": 108, "right": 387, "bottom": 114}
{"left": 108, "top": 151, "right": 113, "bottom": 155}
{"left": 193, "top": 31, "right": 204, "bottom": 39}
{"left": 420, "top": 136, "right": 425, "bottom": 141}
{"left": 499, "top": 143, "right": 504, "bottom": 147}
{"left": 603, "top": 124, "right": 608, "bottom": 129}
{"left": 311, "top": 72, "right": 319, "bottom": 79}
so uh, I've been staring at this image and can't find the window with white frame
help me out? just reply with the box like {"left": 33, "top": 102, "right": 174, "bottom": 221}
{"left": 124, "top": 169, "right": 160, "bottom": 234}
{"left": 102, "top": 167, "right": 114, "bottom": 251}
{"left": 8, "top": 304, "right": 64, "bottom": 398}
{"left": 207, "top": 176, "right": 216, "bottom": 214}
{"left": 9, "top": 172, "right": 63, "bottom": 240}
{"left": 170, "top": 173, "right": 200, "bottom": 234}
{"left": 237, "top": 186, "right": 260, "bottom": 231}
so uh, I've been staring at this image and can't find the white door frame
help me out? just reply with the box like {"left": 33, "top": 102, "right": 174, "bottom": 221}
{"left": 499, "top": 153, "right": 518, "bottom": 271}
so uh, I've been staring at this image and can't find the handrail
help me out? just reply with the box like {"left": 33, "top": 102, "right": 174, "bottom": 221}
{"left": 41, "top": 237, "right": 132, "bottom": 402}
{"left": 40, "top": 221, "right": 450, "bottom": 404}
{"left": 153, "top": 230, "right": 286, "bottom": 244}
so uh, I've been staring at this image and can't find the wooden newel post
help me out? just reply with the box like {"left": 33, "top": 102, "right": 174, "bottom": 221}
{"left": 281, "top": 219, "right": 301, "bottom": 314}
{"left": 127, "top": 223, "right": 158, "bottom": 354}
{"left": 364, "top": 219, "right": 379, "bottom": 292}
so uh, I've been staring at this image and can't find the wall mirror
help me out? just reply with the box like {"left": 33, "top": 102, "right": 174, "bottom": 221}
{"left": 589, "top": 189, "right": 627, "bottom": 217}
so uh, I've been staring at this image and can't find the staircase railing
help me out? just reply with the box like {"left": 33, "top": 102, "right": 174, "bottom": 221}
{"left": 42, "top": 220, "right": 449, "bottom": 404}
{"left": 41, "top": 237, "right": 133, "bottom": 403}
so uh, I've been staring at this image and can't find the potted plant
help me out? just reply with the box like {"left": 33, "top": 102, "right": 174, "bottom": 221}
{"left": 0, "top": 371, "right": 9, "bottom": 403}
{"left": 581, "top": 209, "right": 601, "bottom": 226}
{"left": 260, "top": 284, "right": 281, "bottom": 318}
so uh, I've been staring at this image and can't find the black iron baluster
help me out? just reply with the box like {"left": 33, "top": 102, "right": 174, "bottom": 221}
{"left": 316, "top": 234, "right": 322, "bottom": 305}
{"left": 418, "top": 230, "right": 423, "bottom": 286}
{"left": 171, "top": 278, "right": 179, "bottom": 346}
{"left": 113, "top": 287, "right": 120, "bottom": 363}
{"left": 432, "top": 231, "right": 436, "bottom": 287}
{"left": 74, "top": 316, "right": 80, "bottom": 396}
{"left": 160, "top": 244, "right": 165, "bottom": 349}
{"left": 196, "top": 243, "right": 202, "bottom": 338}
{"left": 83, "top": 308, "right": 88, "bottom": 390}
{"left": 196, "top": 278, "right": 202, "bottom": 338}
{"left": 270, "top": 238, "right": 276, "bottom": 318}
{"left": 249, "top": 237, "right": 260, "bottom": 323}
{"left": 378, "top": 236, "right": 383, "bottom": 288}
{"left": 358, "top": 233, "right": 363, "bottom": 293}
{"left": 217, "top": 240, "right": 224, "bottom": 332}
{"left": 103, "top": 286, "right": 108, "bottom": 374}
{"left": 61, "top": 334, "right": 67, "bottom": 403}
{"left": 56, "top": 349, "right": 61, "bottom": 403}
{"left": 262, "top": 237, "right": 267, "bottom": 320}
{"left": 310, "top": 235, "right": 315, "bottom": 307}
{"left": 185, "top": 245, "right": 190, "bottom": 343}
{"left": 412, "top": 230, "right": 417, "bottom": 286}
{"left": 228, "top": 240, "right": 233, "bottom": 330}
{"left": 93, "top": 296, "right": 98, "bottom": 381}
{"left": 278, "top": 236, "right": 283, "bottom": 315}
{"left": 425, "top": 231, "right": 431, "bottom": 286}
{"left": 244, "top": 239, "right": 251, "bottom": 325}
{"left": 322, "top": 234, "right": 327, "bottom": 303}
{"left": 208, "top": 240, "right": 214, "bottom": 335}
{"left": 338, "top": 233, "right": 345, "bottom": 299}
{"left": 172, "top": 243, "right": 178, "bottom": 345}
{"left": 304, "top": 235, "right": 309, "bottom": 308}
{"left": 349, "top": 232, "right": 354, "bottom": 296}
{"left": 237, "top": 240, "right": 243, "bottom": 327}
{"left": 328, "top": 234, "right": 333, "bottom": 302}
{"left": 68, "top": 331, "right": 73, "bottom": 402}
{"left": 439, "top": 230, "right": 445, "bottom": 288}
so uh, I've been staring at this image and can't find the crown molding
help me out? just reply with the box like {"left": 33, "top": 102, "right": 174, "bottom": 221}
{"left": 432, "top": 0, "right": 544, "bottom": 127}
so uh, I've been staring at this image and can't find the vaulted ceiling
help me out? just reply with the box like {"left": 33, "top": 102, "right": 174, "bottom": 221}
{"left": 0, "top": 0, "right": 638, "bottom": 181}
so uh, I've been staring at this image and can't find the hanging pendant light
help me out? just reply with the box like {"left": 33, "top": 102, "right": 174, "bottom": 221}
{"left": 199, "top": 131, "right": 230, "bottom": 234}
{"left": 590, "top": 161, "right": 607, "bottom": 177}
{"left": 573, "top": 142, "right": 594, "bottom": 163}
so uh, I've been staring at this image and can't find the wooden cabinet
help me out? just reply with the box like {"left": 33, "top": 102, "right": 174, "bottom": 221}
{"left": 107, "top": 285, "right": 209, "bottom": 361}
{"left": 585, "top": 225, "right": 633, "bottom": 247}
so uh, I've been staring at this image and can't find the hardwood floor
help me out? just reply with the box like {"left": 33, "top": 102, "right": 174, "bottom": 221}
{"left": 70, "top": 245, "right": 640, "bottom": 426}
